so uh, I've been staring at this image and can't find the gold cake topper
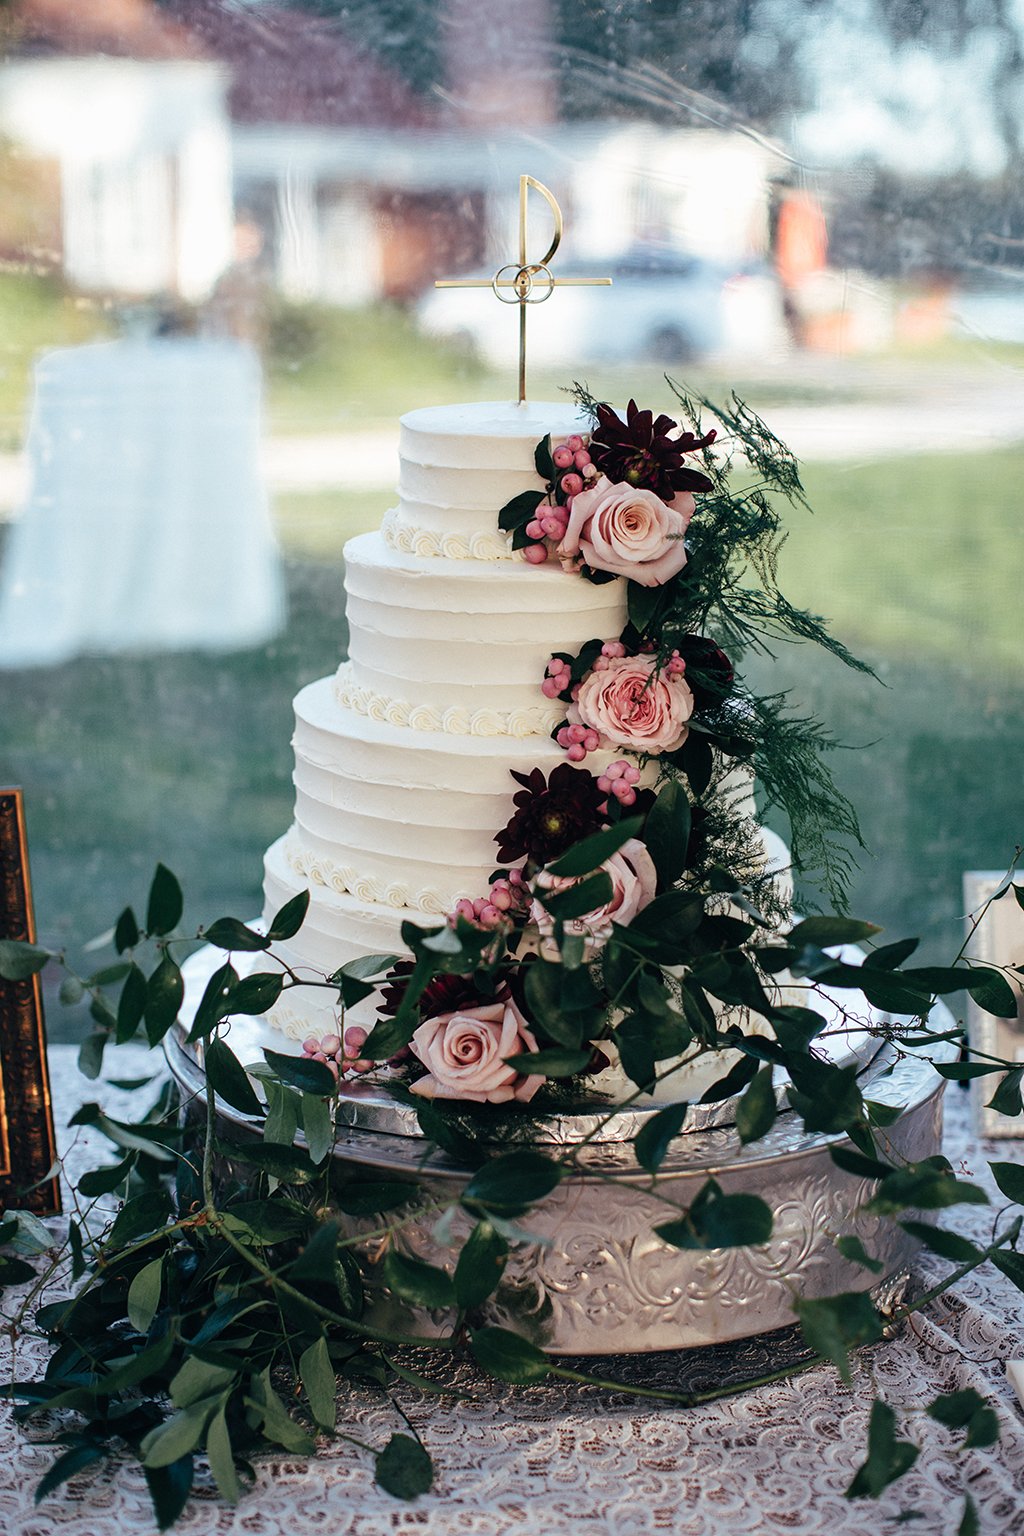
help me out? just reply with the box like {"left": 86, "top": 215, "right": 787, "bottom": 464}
{"left": 435, "top": 175, "right": 612, "bottom": 404}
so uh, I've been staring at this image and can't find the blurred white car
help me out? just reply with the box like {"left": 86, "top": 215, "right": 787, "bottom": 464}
{"left": 417, "top": 247, "right": 788, "bottom": 366}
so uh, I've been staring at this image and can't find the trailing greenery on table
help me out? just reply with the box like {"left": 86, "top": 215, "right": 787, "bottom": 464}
{"left": 0, "top": 861, "right": 1023, "bottom": 1532}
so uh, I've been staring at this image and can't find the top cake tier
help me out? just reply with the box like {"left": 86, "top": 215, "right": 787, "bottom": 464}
{"left": 384, "top": 399, "right": 592, "bottom": 561}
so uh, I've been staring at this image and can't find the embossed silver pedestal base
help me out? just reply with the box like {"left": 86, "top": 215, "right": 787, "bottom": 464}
{"left": 166, "top": 1009, "right": 950, "bottom": 1357}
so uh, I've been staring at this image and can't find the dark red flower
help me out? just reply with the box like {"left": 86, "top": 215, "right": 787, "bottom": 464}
{"left": 378, "top": 962, "right": 500, "bottom": 1022}
{"left": 589, "top": 399, "right": 716, "bottom": 499}
{"left": 495, "top": 763, "right": 606, "bottom": 865}
{"left": 672, "top": 635, "right": 735, "bottom": 709}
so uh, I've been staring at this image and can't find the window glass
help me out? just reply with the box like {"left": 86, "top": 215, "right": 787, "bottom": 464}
{"left": 1, "top": 0, "right": 1020, "bottom": 1037}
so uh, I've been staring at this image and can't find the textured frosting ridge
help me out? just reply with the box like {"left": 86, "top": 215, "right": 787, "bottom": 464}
{"left": 282, "top": 826, "right": 469, "bottom": 915}
{"left": 381, "top": 507, "right": 514, "bottom": 562}
{"left": 333, "top": 661, "right": 562, "bottom": 738}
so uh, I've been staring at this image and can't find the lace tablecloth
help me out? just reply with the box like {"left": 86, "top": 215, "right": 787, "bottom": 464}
{"left": 2, "top": 1045, "right": 1023, "bottom": 1536}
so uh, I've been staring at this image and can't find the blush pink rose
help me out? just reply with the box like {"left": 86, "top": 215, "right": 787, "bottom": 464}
{"left": 558, "top": 478, "right": 694, "bottom": 586}
{"left": 409, "top": 995, "right": 543, "bottom": 1104}
{"left": 531, "top": 838, "right": 658, "bottom": 948}
{"left": 572, "top": 654, "right": 695, "bottom": 754}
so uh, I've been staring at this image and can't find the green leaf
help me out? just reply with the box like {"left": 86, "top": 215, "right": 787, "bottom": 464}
{"left": 788, "top": 917, "right": 881, "bottom": 948}
{"left": 186, "top": 960, "right": 238, "bottom": 1044}
{"left": 926, "top": 1388, "right": 1000, "bottom": 1448}
{"left": 470, "top": 1325, "right": 550, "bottom": 1383}
{"left": 934, "top": 1061, "right": 1003, "bottom": 1081}
{"left": 213, "top": 1137, "right": 319, "bottom": 1185}
{"left": 547, "top": 817, "right": 645, "bottom": 879}
{"left": 264, "top": 1048, "right": 337, "bottom": 1098}
{"left": 536, "top": 870, "right": 613, "bottom": 921}
{"left": 205, "top": 1402, "right": 242, "bottom": 1504}
{"left": 795, "top": 1292, "right": 884, "bottom": 1385}
{"left": 330, "top": 952, "right": 400, "bottom": 982}
{"left": 114, "top": 905, "right": 141, "bottom": 954}
{"left": 634, "top": 1102, "right": 690, "bottom": 1173}
{"left": 301, "top": 1092, "right": 333, "bottom": 1164}
{"left": 299, "top": 1335, "right": 336, "bottom": 1432}
{"left": 643, "top": 780, "right": 692, "bottom": 889}
{"left": 247, "top": 1367, "right": 317, "bottom": 1451}
{"left": 787, "top": 1062, "right": 863, "bottom": 1134}
{"left": 462, "top": 1150, "right": 563, "bottom": 1216}
{"left": 845, "top": 1400, "right": 919, "bottom": 1498}
{"left": 170, "top": 1357, "right": 237, "bottom": 1409}
{"left": 836, "top": 1235, "right": 883, "bottom": 1274}
{"left": 146, "top": 864, "right": 183, "bottom": 937}
{"left": 142, "top": 1400, "right": 218, "bottom": 1468}
{"left": 382, "top": 1249, "right": 456, "bottom": 1310}
{"left": 106, "top": 1189, "right": 173, "bottom": 1250}
{"left": 127, "top": 1256, "right": 164, "bottom": 1334}
{"left": 867, "top": 937, "right": 919, "bottom": 970}
{"left": 959, "top": 1494, "right": 979, "bottom": 1536}
{"left": 0, "top": 1254, "right": 38, "bottom": 1285}
{"left": 655, "top": 1179, "right": 772, "bottom": 1251}
{"left": 68, "top": 1219, "right": 85, "bottom": 1280}
{"left": 497, "top": 488, "right": 546, "bottom": 531}
{"left": 143, "top": 1458, "right": 194, "bottom": 1533}
{"left": 987, "top": 1066, "right": 1024, "bottom": 1118}
{"left": 202, "top": 917, "right": 270, "bottom": 953}
{"left": 262, "top": 1079, "right": 300, "bottom": 1146}
{"left": 374, "top": 1432, "right": 433, "bottom": 1500}
{"left": 899, "top": 1220, "right": 982, "bottom": 1264}
{"left": 989, "top": 1161, "right": 1024, "bottom": 1205}
{"left": 34, "top": 1443, "right": 106, "bottom": 1505}
{"left": 0, "top": 939, "right": 52, "bottom": 980}
{"left": 115, "top": 961, "right": 148, "bottom": 1044}
{"left": 866, "top": 1162, "right": 989, "bottom": 1217}
{"left": 735, "top": 1066, "right": 777, "bottom": 1145}
{"left": 144, "top": 955, "right": 184, "bottom": 1046}
{"left": 93, "top": 1333, "right": 177, "bottom": 1396}
{"left": 534, "top": 434, "right": 554, "bottom": 481}
{"left": 205, "top": 1037, "right": 262, "bottom": 1117}
{"left": 230, "top": 972, "right": 284, "bottom": 1016}
{"left": 58, "top": 973, "right": 84, "bottom": 1006}
{"left": 334, "top": 1181, "right": 419, "bottom": 1217}
{"left": 992, "top": 1248, "right": 1024, "bottom": 1293}
{"left": 267, "top": 890, "right": 310, "bottom": 942}
{"left": 965, "top": 967, "right": 1019, "bottom": 1018}
{"left": 503, "top": 1047, "right": 591, "bottom": 1077}
{"left": 77, "top": 1030, "right": 107, "bottom": 1081}
{"left": 523, "top": 958, "right": 585, "bottom": 1049}
{"left": 454, "top": 1220, "right": 509, "bottom": 1311}
{"left": 290, "top": 1219, "right": 345, "bottom": 1290}
{"left": 627, "top": 579, "right": 661, "bottom": 634}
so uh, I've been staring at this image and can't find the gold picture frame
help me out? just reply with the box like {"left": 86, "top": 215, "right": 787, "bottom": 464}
{"left": 0, "top": 788, "right": 60, "bottom": 1213}
{"left": 963, "top": 870, "right": 1024, "bottom": 1140}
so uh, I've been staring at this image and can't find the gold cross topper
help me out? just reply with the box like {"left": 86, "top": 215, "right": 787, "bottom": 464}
{"left": 435, "top": 175, "right": 612, "bottom": 404}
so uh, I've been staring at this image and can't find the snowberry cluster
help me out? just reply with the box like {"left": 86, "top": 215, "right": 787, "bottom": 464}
{"left": 589, "top": 639, "right": 628, "bottom": 671}
{"left": 521, "top": 436, "right": 599, "bottom": 567}
{"left": 551, "top": 433, "right": 599, "bottom": 500}
{"left": 596, "top": 759, "right": 643, "bottom": 808}
{"left": 541, "top": 656, "right": 572, "bottom": 699}
{"left": 555, "top": 721, "right": 601, "bottom": 762}
{"left": 302, "top": 1026, "right": 373, "bottom": 1079}
{"left": 664, "top": 649, "right": 686, "bottom": 678}
{"left": 453, "top": 871, "right": 530, "bottom": 930}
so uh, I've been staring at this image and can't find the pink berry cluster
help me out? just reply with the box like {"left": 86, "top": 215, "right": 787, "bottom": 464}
{"left": 302, "top": 1026, "right": 373, "bottom": 1079}
{"left": 555, "top": 720, "right": 601, "bottom": 762}
{"left": 453, "top": 870, "right": 530, "bottom": 929}
{"left": 664, "top": 649, "right": 687, "bottom": 678}
{"left": 541, "top": 655, "right": 572, "bottom": 700}
{"left": 551, "top": 433, "right": 598, "bottom": 501}
{"left": 596, "top": 759, "right": 642, "bottom": 808}
{"left": 589, "top": 639, "right": 628, "bottom": 672}
{"left": 521, "top": 436, "right": 598, "bottom": 567}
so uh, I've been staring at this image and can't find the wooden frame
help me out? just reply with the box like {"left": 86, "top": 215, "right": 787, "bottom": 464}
{"left": 0, "top": 789, "right": 60, "bottom": 1213}
{"left": 963, "top": 870, "right": 1024, "bottom": 1140}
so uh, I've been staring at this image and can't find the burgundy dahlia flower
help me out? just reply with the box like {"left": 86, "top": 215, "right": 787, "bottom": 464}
{"left": 495, "top": 763, "right": 606, "bottom": 866}
{"left": 589, "top": 399, "right": 716, "bottom": 499}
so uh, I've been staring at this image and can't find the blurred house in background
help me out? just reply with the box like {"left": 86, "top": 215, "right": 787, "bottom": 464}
{"left": 0, "top": 0, "right": 781, "bottom": 323}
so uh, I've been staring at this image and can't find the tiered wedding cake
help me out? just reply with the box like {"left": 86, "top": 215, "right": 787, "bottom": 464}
{"left": 257, "top": 400, "right": 791, "bottom": 1057}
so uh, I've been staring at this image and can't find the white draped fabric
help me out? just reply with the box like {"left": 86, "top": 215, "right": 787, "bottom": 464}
{"left": 0, "top": 1045, "right": 1022, "bottom": 1536}
{"left": 0, "top": 339, "right": 284, "bottom": 668}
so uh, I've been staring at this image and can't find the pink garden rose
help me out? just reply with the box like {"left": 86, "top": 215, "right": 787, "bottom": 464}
{"left": 531, "top": 837, "right": 658, "bottom": 948}
{"left": 409, "top": 995, "right": 544, "bottom": 1104}
{"left": 558, "top": 478, "right": 694, "bottom": 586}
{"left": 572, "top": 654, "right": 695, "bottom": 754}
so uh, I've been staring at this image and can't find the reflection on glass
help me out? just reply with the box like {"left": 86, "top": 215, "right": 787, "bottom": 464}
{"left": 0, "top": 0, "right": 1020, "bottom": 1024}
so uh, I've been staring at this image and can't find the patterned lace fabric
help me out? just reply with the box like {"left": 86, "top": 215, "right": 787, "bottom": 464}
{"left": 2, "top": 1046, "right": 1022, "bottom": 1536}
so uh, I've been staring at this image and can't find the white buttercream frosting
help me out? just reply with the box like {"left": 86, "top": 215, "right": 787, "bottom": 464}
{"left": 333, "top": 662, "right": 563, "bottom": 737}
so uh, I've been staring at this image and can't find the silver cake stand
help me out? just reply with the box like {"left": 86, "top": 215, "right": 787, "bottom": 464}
{"left": 166, "top": 948, "right": 953, "bottom": 1356}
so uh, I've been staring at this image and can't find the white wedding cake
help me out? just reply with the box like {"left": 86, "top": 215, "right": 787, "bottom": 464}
{"left": 255, "top": 400, "right": 792, "bottom": 1064}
